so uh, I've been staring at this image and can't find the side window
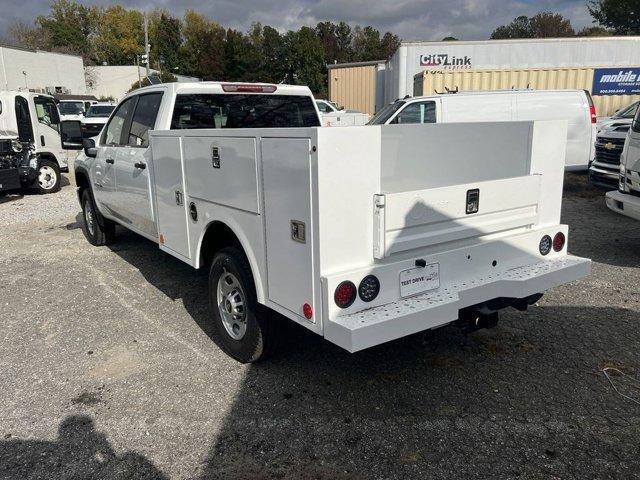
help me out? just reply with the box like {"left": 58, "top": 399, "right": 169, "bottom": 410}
{"left": 34, "top": 97, "right": 60, "bottom": 127}
{"left": 633, "top": 104, "right": 640, "bottom": 133}
{"left": 127, "top": 93, "right": 163, "bottom": 147}
{"left": 392, "top": 101, "right": 436, "bottom": 124}
{"left": 317, "top": 101, "right": 333, "bottom": 113}
{"left": 102, "top": 97, "right": 136, "bottom": 146}
{"left": 0, "top": 100, "right": 2, "bottom": 114}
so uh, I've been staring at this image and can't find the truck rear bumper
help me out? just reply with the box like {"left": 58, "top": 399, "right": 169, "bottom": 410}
{"left": 324, "top": 255, "right": 590, "bottom": 353}
{"left": 606, "top": 190, "right": 640, "bottom": 221}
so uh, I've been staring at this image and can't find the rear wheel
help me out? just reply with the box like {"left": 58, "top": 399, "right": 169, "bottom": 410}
{"left": 208, "top": 247, "right": 275, "bottom": 363}
{"left": 81, "top": 189, "right": 115, "bottom": 246}
{"left": 37, "top": 159, "right": 61, "bottom": 194}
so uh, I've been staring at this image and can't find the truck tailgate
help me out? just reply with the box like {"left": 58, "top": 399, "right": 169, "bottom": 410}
{"left": 374, "top": 175, "right": 540, "bottom": 258}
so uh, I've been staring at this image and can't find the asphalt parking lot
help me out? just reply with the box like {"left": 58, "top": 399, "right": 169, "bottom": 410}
{"left": 1, "top": 172, "right": 640, "bottom": 479}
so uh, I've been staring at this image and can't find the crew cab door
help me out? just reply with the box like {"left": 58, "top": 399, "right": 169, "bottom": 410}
{"left": 92, "top": 96, "right": 137, "bottom": 216}
{"left": 111, "top": 92, "right": 163, "bottom": 238}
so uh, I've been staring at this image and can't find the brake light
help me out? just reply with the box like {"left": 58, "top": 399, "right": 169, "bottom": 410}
{"left": 589, "top": 105, "right": 597, "bottom": 124}
{"left": 553, "top": 232, "right": 566, "bottom": 252}
{"left": 221, "top": 83, "right": 277, "bottom": 93}
{"left": 334, "top": 281, "right": 357, "bottom": 308}
{"left": 303, "top": 303, "right": 313, "bottom": 320}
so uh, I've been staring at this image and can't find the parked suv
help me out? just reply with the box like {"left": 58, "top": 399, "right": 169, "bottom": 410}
{"left": 589, "top": 122, "right": 631, "bottom": 190}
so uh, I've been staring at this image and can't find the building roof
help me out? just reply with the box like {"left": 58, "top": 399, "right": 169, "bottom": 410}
{"left": 326, "top": 60, "right": 386, "bottom": 70}
{"left": 399, "top": 36, "right": 640, "bottom": 46}
{"left": 0, "top": 43, "right": 84, "bottom": 60}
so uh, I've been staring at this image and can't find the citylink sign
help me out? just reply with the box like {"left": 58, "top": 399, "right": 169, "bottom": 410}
{"left": 592, "top": 68, "right": 640, "bottom": 95}
{"left": 419, "top": 53, "right": 472, "bottom": 70}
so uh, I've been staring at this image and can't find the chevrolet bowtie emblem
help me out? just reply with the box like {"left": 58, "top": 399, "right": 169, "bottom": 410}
{"left": 604, "top": 142, "right": 615, "bottom": 150}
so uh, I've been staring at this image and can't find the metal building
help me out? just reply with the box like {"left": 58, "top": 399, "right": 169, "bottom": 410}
{"left": 329, "top": 36, "right": 640, "bottom": 117}
{"left": 0, "top": 44, "right": 86, "bottom": 94}
{"left": 327, "top": 60, "right": 385, "bottom": 115}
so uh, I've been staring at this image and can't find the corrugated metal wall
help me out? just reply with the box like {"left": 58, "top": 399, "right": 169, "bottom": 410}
{"left": 329, "top": 65, "right": 377, "bottom": 115}
{"left": 414, "top": 67, "right": 640, "bottom": 116}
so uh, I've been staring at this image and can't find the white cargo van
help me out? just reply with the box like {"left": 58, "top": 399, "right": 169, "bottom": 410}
{"left": 369, "top": 90, "right": 597, "bottom": 171}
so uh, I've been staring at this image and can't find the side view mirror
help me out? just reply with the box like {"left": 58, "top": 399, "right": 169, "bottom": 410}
{"left": 60, "top": 120, "right": 83, "bottom": 150}
{"left": 83, "top": 138, "right": 97, "bottom": 158}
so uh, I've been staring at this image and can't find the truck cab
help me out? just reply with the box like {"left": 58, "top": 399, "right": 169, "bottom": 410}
{"left": 0, "top": 91, "right": 77, "bottom": 193}
{"left": 605, "top": 105, "right": 640, "bottom": 220}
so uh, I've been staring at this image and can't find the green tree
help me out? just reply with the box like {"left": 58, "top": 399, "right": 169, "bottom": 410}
{"left": 180, "top": 10, "right": 225, "bottom": 80}
{"left": 380, "top": 32, "right": 401, "bottom": 59}
{"left": 334, "top": 22, "right": 353, "bottom": 62}
{"left": 491, "top": 15, "right": 533, "bottom": 39}
{"left": 35, "top": 0, "right": 97, "bottom": 58}
{"left": 8, "top": 21, "right": 51, "bottom": 50}
{"left": 223, "top": 29, "right": 260, "bottom": 81}
{"left": 576, "top": 25, "right": 615, "bottom": 36}
{"left": 529, "top": 12, "right": 575, "bottom": 37}
{"left": 149, "top": 10, "right": 182, "bottom": 72}
{"left": 589, "top": 0, "right": 640, "bottom": 34}
{"left": 283, "top": 27, "right": 326, "bottom": 94}
{"left": 258, "top": 25, "right": 287, "bottom": 83}
{"left": 491, "top": 12, "right": 574, "bottom": 39}
{"left": 93, "top": 6, "right": 144, "bottom": 65}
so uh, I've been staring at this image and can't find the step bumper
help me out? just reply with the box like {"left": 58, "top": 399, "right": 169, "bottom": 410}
{"left": 324, "top": 255, "right": 591, "bottom": 353}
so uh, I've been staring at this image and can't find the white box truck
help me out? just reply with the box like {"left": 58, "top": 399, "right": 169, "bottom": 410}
{"left": 68, "top": 82, "right": 591, "bottom": 363}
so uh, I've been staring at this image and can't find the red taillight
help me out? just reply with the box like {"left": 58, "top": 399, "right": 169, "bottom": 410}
{"left": 303, "top": 303, "right": 313, "bottom": 320}
{"left": 589, "top": 105, "right": 597, "bottom": 124}
{"left": 334, "top": 281, "right": 357, "bottom": 309}
{"left": 553, "top": 232, "right": 566, "bottom": 252}
{"left": 221, "top": 83, "right": 277, "bottom": 93}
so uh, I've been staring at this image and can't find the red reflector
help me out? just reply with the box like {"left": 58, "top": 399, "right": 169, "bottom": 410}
{"left": 334, "top": 281, "right": 356, "bottom": 309}
{"left": 589, "top": 105, "right": 597, "bottom": 124}
{"left": 221, "top": 83, "right": 277, "bottom": 93}
{"left": 553, "top": 232, "right": 566, "bottom": 252}
{"left": 303, "top": 303, "right": 313, "bottom": 319}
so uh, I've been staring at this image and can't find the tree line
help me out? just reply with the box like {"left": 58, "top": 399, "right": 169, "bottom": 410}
{"left": 7, "top": 0, "right": 400, "bottom": 96}
{"left": 5, "top": 0, "right": 637, "bottom": 95}
{"left": 491, "top": 1, "right": 640, "bottom": 39}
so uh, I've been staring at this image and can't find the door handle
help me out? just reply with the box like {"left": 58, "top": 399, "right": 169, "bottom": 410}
{"left": 134, "top": 162, "right": 146, "bottom": 170}
{"left": 105, "top": 158, "right": 114, "bottom": 164}
{"left": 175, "top": 190, "right": 183, "bottom": 206}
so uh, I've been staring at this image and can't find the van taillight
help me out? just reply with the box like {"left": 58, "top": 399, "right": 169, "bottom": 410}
{"left": 589, "top": 105, "right": 597, "bottom": 124}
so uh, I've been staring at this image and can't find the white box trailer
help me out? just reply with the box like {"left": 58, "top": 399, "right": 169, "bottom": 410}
{"left": 147, "top": 121, "right": 589, "bottom": 355}
{"left": 385, "top": 37, "right": 640, "bottom": 104}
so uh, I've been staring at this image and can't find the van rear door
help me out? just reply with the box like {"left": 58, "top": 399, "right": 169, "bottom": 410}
{"left": 515, "top": 91, "right": 590, "bottom": 170}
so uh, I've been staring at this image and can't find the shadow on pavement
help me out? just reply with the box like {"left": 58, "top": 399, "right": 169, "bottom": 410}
{"left": 195, "top": 305, "right": 640, "bottom": 479}
{"left": 0, "top": 415, "right": 168, "bottom": 480}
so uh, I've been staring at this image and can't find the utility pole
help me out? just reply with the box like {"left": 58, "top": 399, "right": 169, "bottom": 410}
{"left": 135, "top": 55, "right": 141, "bottom": 86}
{"left": 144, "top": 13, "right": 150, "bottom": 78}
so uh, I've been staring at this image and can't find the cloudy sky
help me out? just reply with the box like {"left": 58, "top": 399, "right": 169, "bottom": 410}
{"left": 1, "top": 0, "right": 596, "bottom": 42}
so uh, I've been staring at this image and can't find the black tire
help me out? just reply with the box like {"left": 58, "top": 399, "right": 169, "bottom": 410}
{"left": 208, "top": 247, "right": 275, "bottom": 363}
{"left": 81, "top": 189, "right": 116, "bottom": 246}
{"left": 37, "top": 158, "right": 61, "bottom": 194}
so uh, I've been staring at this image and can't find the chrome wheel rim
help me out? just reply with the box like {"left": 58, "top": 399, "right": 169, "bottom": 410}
{"left": 216, "top": 270, "right": 247, "bottom": 340}
{"left": 84, "top": 200, "right": 95, "bottom": 236}
{"left": 38, "top": 165, "right": 57, "bottom": 191}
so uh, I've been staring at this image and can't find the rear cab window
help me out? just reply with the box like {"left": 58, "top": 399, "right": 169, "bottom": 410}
{"left": 170, "top": 94, "right": 320, "bottom": 129}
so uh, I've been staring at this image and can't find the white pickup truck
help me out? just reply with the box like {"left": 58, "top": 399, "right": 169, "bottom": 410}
{"left": 70, "top": 81, "right": 590, "bottom": 363}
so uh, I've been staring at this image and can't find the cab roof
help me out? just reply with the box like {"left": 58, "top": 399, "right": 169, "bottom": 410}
{"left": 125, "top": 82, "right": 314, "bottom": 99}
